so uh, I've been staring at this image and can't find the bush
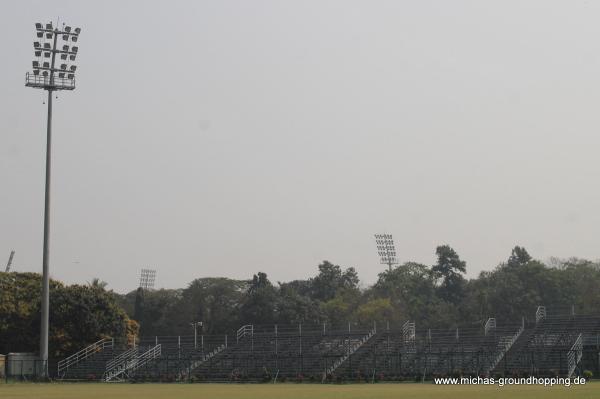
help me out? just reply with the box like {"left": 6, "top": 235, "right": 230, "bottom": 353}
{"left": 583, "top": 370, "right": 593, "bottom": 380}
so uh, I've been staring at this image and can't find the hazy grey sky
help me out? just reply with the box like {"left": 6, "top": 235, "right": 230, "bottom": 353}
{"left": 2, "top": 0, "right": 600, "bottom": 293}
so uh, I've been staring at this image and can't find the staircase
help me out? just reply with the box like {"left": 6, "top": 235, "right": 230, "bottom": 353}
{"left": 103, "top": 347, "right": 138, "bottom": 379}
{"left": 57, "top": 338, "right": 113, "bottom": 378}
{"left": 567, "top": 334, "right": 583, "bottom": 378}
{"left": 104, "top": 344, "right": 161, "bottom": 381}
{"left": 485, "top": 325, "right": 524, "bottom": 374}
{"left": 178, "top": 344, "right": 227, "bottom": 380}
{"left": 325, "top": 329, "right": 375, "bottom": 377}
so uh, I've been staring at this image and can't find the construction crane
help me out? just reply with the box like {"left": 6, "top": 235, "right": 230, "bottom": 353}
{"left": 5, "top": 250, "right": 15, "bottom": 272}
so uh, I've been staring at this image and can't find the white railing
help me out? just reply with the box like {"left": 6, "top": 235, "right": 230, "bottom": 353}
{"left": 402, "top": 321, "right": 416, "bottom": 341}
{"left": 536, "top": 306, "right": 546, "bottom": 324}
{"left": 486, "top": 325, "right": 524, "bottom": 374}
{"left": 325, "top": 329, "right": 375, "bottom": 377}
{"left": 104, "top": 344, "right": 161, "bottom": 381}
{"left": 129, "top": 344, "right": 162, "bottom": 374}
{"left": 567, "top": 334, "right": 583, "bottom": 378}
{"left": 236, "top": 325, "right": 253, "bottom": 342}
{"left": 105, "top": 347, "right": 138, "bottom": 372}
{"left": 178, "top": 344, "right": 226, "bottom": 380}
{"left": 402, "top": 321, "right": 416, "bottom": 354}
{"left": 57, "top": 338, "right": 113, "bottom": 377}
{"left": 485, "top": 318, "right": 496, "bottom": 336}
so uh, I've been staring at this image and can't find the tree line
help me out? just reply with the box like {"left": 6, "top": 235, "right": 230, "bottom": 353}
{"left": 121, "top": 245, "right": 600, "bottom": 336}
{"left": 2, "top": 245, "right": 600, "bottom": 357}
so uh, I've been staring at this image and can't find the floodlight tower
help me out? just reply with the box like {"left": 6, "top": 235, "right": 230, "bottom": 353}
{"left": 374, "top": 234, "right": 398, "bottom": 272}
{"left": 25, "top": 21, "right": 81, "bottom": 376}
{"left": 139, "top": 268, "right": 157, "bottom": 290}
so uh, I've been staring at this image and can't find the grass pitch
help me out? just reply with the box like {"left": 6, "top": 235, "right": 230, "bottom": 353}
{"left": 0, "top": 382, "right": 598, "bottom": 399}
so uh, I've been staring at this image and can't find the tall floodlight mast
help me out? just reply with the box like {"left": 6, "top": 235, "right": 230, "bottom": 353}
{"left": 374, "top": 234, "right": 398, "bottom": 272}
{"left": 25, "top": 21, "right": 81, "bottom": 377}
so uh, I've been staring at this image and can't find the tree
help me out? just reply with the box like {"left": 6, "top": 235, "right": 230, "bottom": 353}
{"left": 88, "top": 278, "right": 108, "bottom": 289}
{"left": 432, "top": 245, "right": 467, "bottom": 304}
{"left": 507, "top": 246, "right": 532, "bottom": 268}
{"left": 240, "top": 272, "right": 278, "bottom": 325}
{"left": 310, "top": 261, "right": 359, "bottom": 301}
{"left": 354, "top": 298, "right": 394, "bottom": 326}
{"left": 51, "top": 284, "right": 134, "bottom": 356}
{"left": 177, "top": 277, "right": 246, "bottom": 334}
{"left": 0, "top": 272, "right": 134, "bottom": 357}
{"left": 371, "top": 262, "right": 438, "bottom": 327}
{"left": 276, "top": 285, "right": 323, "bottom": 324}
{"left": 320, "top": 288, "right": 362, "bottom": 327}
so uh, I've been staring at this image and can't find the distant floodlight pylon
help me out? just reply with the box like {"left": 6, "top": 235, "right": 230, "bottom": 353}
{"left": 374, "top": 233, "right": 398, "bottom": 272}
{"left": 139, "top": 268, "right": 157, "bottom": 290}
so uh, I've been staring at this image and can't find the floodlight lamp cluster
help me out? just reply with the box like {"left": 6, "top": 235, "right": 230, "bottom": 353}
{"left": 26, "top": 22, "right": 81, "bottom": 90}
{"left": 139, "top": 268, "right": 157, "bottom": 290}
{"left": 374, "top": 233, "right": 398, "bottom": 266}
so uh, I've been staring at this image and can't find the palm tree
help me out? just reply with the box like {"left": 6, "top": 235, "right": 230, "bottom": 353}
{"left": 88, "top": 277, "right": 108, "bottom": 289}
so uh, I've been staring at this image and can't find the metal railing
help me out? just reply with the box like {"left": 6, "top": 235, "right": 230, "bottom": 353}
{"left": 178, "top": 343, "right": 226, "bottom": 380}
{"left": 485, "top": 318, "right": 497, "bottom": 336}
{"left": 486, "top": 324, "right": 524, "bottom": 374}
{"left": 325, "top": 328, "right": 376, "bottom": 376}
{"left": 57, "top": 338, "right": 113, "bottom": 377}
{"left": 536, "top": 306, "right": 546, "bottom": 324}
{"left": 104, "top": 344, "right": 161, "bottom": 381}
{"left": 236, "top": 325, "right": 254, "bottom": 342}
{"left": 25, "top": 72, "right": 75, "bottom": 90}
{"left": 567, "top": 333, "right": 583, "bottom": 378}
{"left": 105, "top": 347, "right": 138, "bottom": 372}
{"left": 129, "top": 344, "right": 162, "bottom": 374}
{"left": 402, "top": 321, "right": 415, "bottom": 341}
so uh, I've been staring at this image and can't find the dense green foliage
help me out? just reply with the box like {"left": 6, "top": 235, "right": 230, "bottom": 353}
{"left": 123, "top": 247, "right": 600, "bottom": 336}
{"left": 0, "top": 273, "right": 136, "bottom": 357}
{"left": 2, "top": 245, "right": 600, "bottom": 356}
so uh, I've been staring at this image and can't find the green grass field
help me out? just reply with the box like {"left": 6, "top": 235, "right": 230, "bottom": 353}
{"left": 0, "top": 382, "right": 599, "bottom": 399}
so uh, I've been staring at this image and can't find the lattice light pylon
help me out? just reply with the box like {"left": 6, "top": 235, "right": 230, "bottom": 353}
{"left": 374, "top": 233, "right": 398, "bottom": 271}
